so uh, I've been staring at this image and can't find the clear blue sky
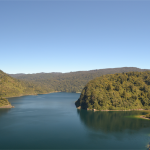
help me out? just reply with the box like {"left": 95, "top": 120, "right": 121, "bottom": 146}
{"left": 0, "top": 0, "right": 150, "bottom": 74}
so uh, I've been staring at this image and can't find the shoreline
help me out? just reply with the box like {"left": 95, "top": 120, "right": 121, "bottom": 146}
{"left": 4, "top": 91, "right": 61, "bottom": 99}
{"left": 135, "top": 115, "right": 150, "bottom": 120}
{"left": 1, "top": 91, "right": 61, "bottom": 108}
{"left": 77, "top": 107, "right": 150, "bottom": 112}
{"left": 77, "top": 107, "right": 150, "bottom": 120}
{"left": 0, "top": 105, "right": 14, "bottom": 109}
{"left": 1, "top": 91, "right": 61, "bottom": 109}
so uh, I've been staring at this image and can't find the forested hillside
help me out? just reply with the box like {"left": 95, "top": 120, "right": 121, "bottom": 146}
{"left": 75, "top": 71, "right": 150, "bottom": 110}
{"left": 0, "top": 97, "right": 13, "bottom": 108}
{"left": 0, "top": 70, "right": 53, "bottom": 98}
{"left": 10, "top": 67, "right": 149, "bottom": 93}
{"left": 1, "top": 67, "right": 149, "bottom": 100}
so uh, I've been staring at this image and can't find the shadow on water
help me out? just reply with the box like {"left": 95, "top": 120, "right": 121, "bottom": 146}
{"left": 0, "top": 109, "right": 11, "bottom": 117}
{"left": 77, "top": 109, "right": 150, "bottom": 133}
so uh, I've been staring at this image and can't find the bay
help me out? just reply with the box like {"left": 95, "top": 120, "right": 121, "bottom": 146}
{"left": 0, "top": 92, "right": 150, "bottom": 150}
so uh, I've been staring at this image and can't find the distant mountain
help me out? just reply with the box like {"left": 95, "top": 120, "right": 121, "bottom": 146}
{"left": 9, "top": 67, "right": 149, "bottom": 93}
{"left": 9, "top": 73, "right": 25, "bottom": 78}
{"left": 1, "top": 67, "right": 150, "bottom": 108}
{"left": 10, "top": 72, "right": 62, "bottom": 78}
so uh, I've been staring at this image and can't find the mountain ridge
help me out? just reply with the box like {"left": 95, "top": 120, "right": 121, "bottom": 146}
{"left": 8, "top": 67, "right": 150, "bottom": 93}
{"left": 1, "top": 67, "right": 150, "bottom": 99}
{"left": 9, "top": 67, "right": 149, "bottom": 76}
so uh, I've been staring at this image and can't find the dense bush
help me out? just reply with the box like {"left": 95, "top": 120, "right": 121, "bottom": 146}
{"left": 0, "top": 70, "right": 53, "bottom": 98}
{"left": 10, "top": 67, "right": 148, "bottom": 93}
{"left": 0, "top": 97, "right": 11, "bottom": 107}
{"left": 75, "top": 71, "right": 150, "bottom": 110}
{"left": 145, "top": 113, "right": 150, "bottom": 118}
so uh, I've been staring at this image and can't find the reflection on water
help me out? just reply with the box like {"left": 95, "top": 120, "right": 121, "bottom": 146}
{"left": 77, "top": 109, "right": 150, "bottom": 133}
{"left": 1, "top": 93, "right": 150, "bottom": 150}
{"left": 0, "top": 109, "right": 11, "bottom": 117}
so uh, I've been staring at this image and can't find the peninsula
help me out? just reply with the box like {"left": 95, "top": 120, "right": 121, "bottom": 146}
{"left": 75, "top": 71, "right": 150, "bottom": 111}
{"left": 0, "top": 97, "right": 14, "bottom": 108}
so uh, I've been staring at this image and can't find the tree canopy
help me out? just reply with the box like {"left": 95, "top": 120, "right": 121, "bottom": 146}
{"left": 1, "top": 68, "right": 150, "bottom": 108}
{"left": 0, "top": 70, "right": 53, "bottom": 98}
{"left": 9, "top": 67, "right": 148, "bottom": 93}
{"left": 75, "top": 71, "right": 150, "bottom": 110}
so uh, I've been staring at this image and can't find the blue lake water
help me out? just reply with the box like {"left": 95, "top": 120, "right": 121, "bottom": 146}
{"left": 0, "top": 92, "right": 150, "bottom": 150}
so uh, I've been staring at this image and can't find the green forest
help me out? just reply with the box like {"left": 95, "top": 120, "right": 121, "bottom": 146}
{"left": 0, "top": 67, "right": 149, "bottom": 108}
{"left": 9, "top": 67, "right": 148, "bottom": 93}
{"left": 75, "top": 71, "right": 150, "bottom": 110}
{"left": 0, "top": 97, "right": 12, "bottom": 107}
{"left": 0, "top": 70, "right": 53, "bottom": 98}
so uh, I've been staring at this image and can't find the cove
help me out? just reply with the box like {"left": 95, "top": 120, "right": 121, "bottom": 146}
{"left": 0, "top": 92, "right": 150, "bottom": 150}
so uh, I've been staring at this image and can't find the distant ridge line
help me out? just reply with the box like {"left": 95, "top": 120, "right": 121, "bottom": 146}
{"left": 1, "top": 67, "right": 150, "bottom": 97}
{"left": 8, "top": 67, "right": 149, "bottom": 75}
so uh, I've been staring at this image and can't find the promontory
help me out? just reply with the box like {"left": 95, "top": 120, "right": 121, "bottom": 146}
{"left": 0, "top": 97, "right": 14, "bottom": 108}
{"left": 75, "top": 71, "right": 150, "bottom": 111}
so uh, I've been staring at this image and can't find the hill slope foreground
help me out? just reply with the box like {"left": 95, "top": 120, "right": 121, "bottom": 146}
{"left": 75, "top": 71, "right": 150, "bottom": 110}
{"left": 0, "top": 70, "right": 53, "bottom": 98}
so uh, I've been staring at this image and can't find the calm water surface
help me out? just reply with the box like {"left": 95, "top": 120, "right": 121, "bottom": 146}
{"left": 0, "top": 92, "right": 150, "bottom": 150}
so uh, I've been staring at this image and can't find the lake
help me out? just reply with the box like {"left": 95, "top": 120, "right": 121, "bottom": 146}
{"left": 0, "top": 92, "right": 150, "bottom": 150}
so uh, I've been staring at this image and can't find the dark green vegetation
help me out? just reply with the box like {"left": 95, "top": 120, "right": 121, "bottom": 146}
{"left": 0, "top": 70, "right": 53, "bottom": 98}
{"left": 0, "top": 97, "right": 12, "bottom": 107}
{"left": 10, "top": 67, "right": 148, "bottom": 93}
{"left": 145, "top": 113, "right": 150, "bottom": 118}
{"left": 1, "top": 67, "right": 149, "bottom": 99}
{"left": 75, "top": 71, "right": 150, "bottom": 110}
